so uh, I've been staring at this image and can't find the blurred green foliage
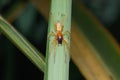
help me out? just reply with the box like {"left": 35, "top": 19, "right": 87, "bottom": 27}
{"left": 81, "top": 0, "right": 120, "bottom": 45}
{"left": 0, "top": 0, "right": 120, "bottom": 80}
{"left": 0, "top": 2, "right": 47, "bottom": 80}
{"left": 82, "top": 0, "right": 120, "bottom": 26}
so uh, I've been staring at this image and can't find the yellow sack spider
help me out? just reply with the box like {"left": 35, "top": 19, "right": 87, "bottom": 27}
{"left": 48, "top": 13, "right": 70, "bottom": 63}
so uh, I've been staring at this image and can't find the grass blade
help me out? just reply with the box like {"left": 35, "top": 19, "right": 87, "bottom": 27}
{"left": 44, "top": 0, "right": 72, "bottom": 80}
{"left": 72, "top": 0, "right": 120, "bottom": 79}
{"left": 0, "top": 16, "right": 45, "bottom": 72}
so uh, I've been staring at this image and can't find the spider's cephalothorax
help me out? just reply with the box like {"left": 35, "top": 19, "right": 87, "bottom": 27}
{"left": 48, "top": 14, "right": 70, "bottom": 63}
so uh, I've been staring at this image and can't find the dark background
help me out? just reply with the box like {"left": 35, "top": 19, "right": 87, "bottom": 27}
{"left": 0, "top": 0, "right": 120, "bottom": 80}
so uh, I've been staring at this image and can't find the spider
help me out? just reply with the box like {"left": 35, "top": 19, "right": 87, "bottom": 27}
{"left": 48, "top": 13, "right": 70, "bottom": 63}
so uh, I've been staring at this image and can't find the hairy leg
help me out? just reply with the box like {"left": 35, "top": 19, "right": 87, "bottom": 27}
{"left": 53, "top": 39, "right": 57, "bottom": 63}
{"left": 63, "top": 39, "right": 70, "bottom": 63}
{"left": 49, "top": 38, "right": 57, "bottom": 63}
{"left": 47, "top": 31, "right": 55, "bottom": 40}
{"left": 63, "top": 31, "right": 70, "bottom": 39}
{"left": 61, "top": 14, "right": 66, "bottom": 25}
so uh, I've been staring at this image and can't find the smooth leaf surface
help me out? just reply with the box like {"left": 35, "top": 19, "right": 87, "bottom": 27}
{"left": 44, "top": 0, "right": 72, "bottom": 80}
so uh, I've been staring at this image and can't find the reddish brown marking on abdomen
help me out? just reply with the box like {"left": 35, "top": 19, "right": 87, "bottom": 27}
{"left": 56, "top": 31, "right": 63, "bottom": 44}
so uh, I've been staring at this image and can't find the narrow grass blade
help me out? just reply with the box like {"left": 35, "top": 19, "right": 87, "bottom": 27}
{"left": 0, "top": 16, "right": 45, "bottom": 72}
{"left": 70, "top": 22, "right": 112, "bottom": 80}
{"left": 44, "top": 0, "right": 72, "bottom": 80}
{"left": 72, "top": 0, "right": 120, "bottom": 79}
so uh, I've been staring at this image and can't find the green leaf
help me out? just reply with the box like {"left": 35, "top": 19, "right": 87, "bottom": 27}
{"left": 72, "top": 0, "right": 120, "bottom": 79}
{"left": 44, "top": 0, "right": 72, "bottom": 80}
{"left": 0, "top": 16, "right": 45, "bottom": 72}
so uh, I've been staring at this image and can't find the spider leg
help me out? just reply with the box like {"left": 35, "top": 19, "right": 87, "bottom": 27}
{"left": 63, "top": 39, "right": 70, "bottom": 63}
{"left": 50, "top": 13, "right": 57, "bottom": 31}
{"left": 49, "top": 39, "right": 53, "bottom": 57}
{"left": 47, "top": 31, "right": 56, "bottom": 40}
{"left": 63, "top": 31, "right": 70, "bottom": 39}
{"left": 50, "top": 13, "right": 56, "bottom": 24}
{"left": 61, "top": 14, "right": 66, "bottom": 32}
{"left": 49, "top": 38, "right": 57, "bottom": 63}
{"left": 53, "top": 38, "right": 57, "bottom": 63}
{"left": 48, "top": 31, "right": 56, "bottom": 62}
{"left": 61, "top": 14, "right": 66, "bottom": 25}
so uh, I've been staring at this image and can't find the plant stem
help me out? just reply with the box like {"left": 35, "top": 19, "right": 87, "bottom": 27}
{"left": 44, "top": 0, "right": 72, "bottom": 80}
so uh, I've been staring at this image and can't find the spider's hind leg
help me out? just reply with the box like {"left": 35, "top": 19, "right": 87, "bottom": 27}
{"left": 53, "top": 39, "right": 57, "bottom": 63}
{"left": 63, "top": 39, "right": 70, "bottom": 63}
{"left": 49, "top": 38, "right": 57, "bottom": 63}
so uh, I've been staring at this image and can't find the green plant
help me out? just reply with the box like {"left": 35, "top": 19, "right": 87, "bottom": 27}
{"left": 0, "top": 16, "right": 45, "bottom": 72}
{"left": 1, "top": 0, "right": 120, "bottom": 80}
{"left": 44, "top": 0, "right": 72, "bottom": 80}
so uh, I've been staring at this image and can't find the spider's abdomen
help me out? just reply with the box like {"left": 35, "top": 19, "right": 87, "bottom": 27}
{"left": 56, "top": 32, "right": 63, "bottom": 44}
{"left": 57, "top": 36, "right": 63, "bottom": 44}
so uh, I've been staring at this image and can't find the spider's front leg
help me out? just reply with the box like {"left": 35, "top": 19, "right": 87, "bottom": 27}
{"left": 63, "top": 31, "right": 70, "bottom": 39}
{"left": 61, "top": 14, "right": 66, "bottom": 25}
{"left": 47, "top": 31, "right": 56, "bottom": 40}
